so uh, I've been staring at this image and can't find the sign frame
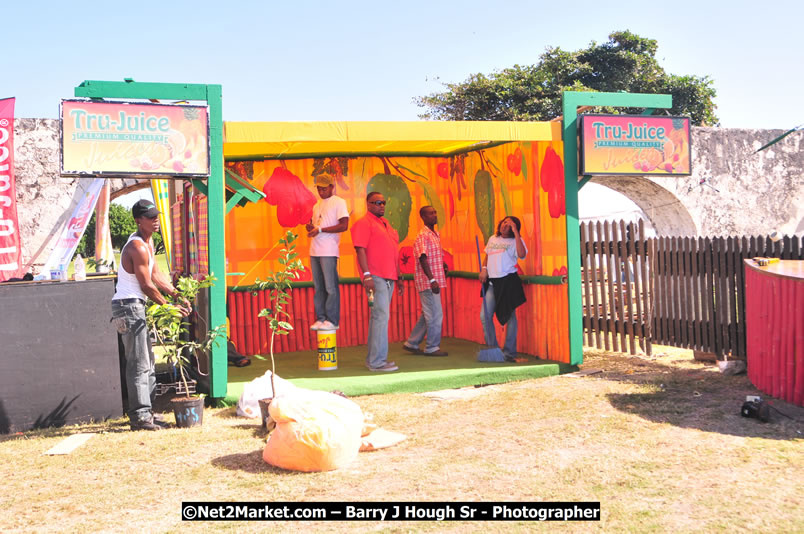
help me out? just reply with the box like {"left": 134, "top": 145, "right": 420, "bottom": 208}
{"left": 60, "top": 99, "right": 211, "bottom": 178}
{"left": 578, "top": 113, "right": 691, "bottom": 177}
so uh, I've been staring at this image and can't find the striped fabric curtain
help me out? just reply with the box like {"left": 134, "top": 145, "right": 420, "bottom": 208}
{"left": 195, "top": 195, "right": 209, "bottom": 275}
{"left": 171, "top": 200, "right": 184, "bottom": 273}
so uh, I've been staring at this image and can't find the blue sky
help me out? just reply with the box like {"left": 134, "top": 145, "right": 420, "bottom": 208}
{"left": 4, "top": 0, "right": 802, "bottom": 129}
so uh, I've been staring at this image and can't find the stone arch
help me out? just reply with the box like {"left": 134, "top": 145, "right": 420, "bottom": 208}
{"left": 589, "top": 175, "right": 697, "bottom": 237}
{"left": 109, "top": 178, "right": 150, "bottom": 201}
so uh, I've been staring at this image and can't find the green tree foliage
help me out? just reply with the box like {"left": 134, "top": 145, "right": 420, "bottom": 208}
{"left": 76, "top": 203, "right": 163, "bottom": 257}
{"left": 416, "top": 31, "right": 718, "bottom": 126}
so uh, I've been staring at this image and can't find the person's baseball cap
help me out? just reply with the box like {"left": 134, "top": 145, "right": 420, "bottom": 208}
{"left": 314, "top": 173, "right": 334, "bottom": 187}
{"left": 132, "top": 199, "right": 160, "bottom": 219}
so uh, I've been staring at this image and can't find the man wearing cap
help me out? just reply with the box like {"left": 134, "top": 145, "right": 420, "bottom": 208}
{"left": 305, "top": 173, "right": 350, "bottom": 331}
{"left": 111, "top": 199, "right": 189, "bottom": 431}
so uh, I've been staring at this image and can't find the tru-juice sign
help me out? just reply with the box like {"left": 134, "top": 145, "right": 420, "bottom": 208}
{"left": 61, "top": 100, "right": 210, "bottom": 177}
{"left": 579, "top": 114, "right": 691, "bottom": 176}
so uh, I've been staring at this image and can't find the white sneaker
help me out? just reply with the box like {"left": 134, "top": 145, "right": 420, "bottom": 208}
{"left": 319, "top": 320, "right": 339, "bottom": 330}
{"left": 310, "top": 320, "right": 324, "bottom": 330}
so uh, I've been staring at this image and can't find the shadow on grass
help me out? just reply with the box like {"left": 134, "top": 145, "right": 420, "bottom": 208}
{"left": 230, "top": 423, "right": 270, "bottom": 439}
{"left": 211, "top": 450, "right": 309, "bottom": 475}
{"left": 0, "top": 419, "right": 133, "bottom": 443}
{"left": 587, "top": 352, "right": 804, "bottom": 440}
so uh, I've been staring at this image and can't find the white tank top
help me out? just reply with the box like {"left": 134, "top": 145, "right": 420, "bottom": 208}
{"left": 112, "top": 234, "right": 155, "bottom": 301}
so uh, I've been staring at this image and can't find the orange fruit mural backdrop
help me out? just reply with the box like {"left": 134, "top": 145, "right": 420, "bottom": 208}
{"left": 225, "top": 141, "right": 570, "bottom": 361}
{"left": 225, "top": 141, "right": 567, "bottom": 283}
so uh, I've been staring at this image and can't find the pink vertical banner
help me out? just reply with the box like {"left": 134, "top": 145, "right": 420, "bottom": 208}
{"left": 0, "top": 98, "right": 23, "bottom": 281}
{"left": 41, "top": 178, "right": 104, "bottom": 274}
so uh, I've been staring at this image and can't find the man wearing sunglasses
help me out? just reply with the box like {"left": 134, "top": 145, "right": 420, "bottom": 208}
{"left": 351, "top": 192, "right": 404, "bottom": 372}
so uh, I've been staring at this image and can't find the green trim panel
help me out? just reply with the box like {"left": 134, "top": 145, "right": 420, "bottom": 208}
{"left": 75, "top": 80, "right": 209, "bottom": 101}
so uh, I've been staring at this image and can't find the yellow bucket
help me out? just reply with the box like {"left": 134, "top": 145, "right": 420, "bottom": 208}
{"left": 317, "top": 330, "right": 337, "bottom": 371}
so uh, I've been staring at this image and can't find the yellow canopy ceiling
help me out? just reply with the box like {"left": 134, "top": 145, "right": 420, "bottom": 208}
{"left": 223, "top": 120, "right": 562, "bottom": 160}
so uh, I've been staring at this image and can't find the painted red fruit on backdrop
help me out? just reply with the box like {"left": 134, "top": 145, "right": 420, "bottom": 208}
{"left": 262, "top": 167, "right": 317, "bottom": 227}
{"left": 398, "top": 246, "right": 416, "bottom": 274}
{"left": 540, "top": 147, "right": 565, "bottom": 219}
{"left": 507, "top": 147, "right": 523, "bottom": 175}
{"left": 437, "top": 161, "right": 449, "bottom": 179}
{"left": 552, "top": 266, "right": 567, "bottom": 277}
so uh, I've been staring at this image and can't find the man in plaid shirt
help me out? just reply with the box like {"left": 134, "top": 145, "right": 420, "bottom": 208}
{"left": 403, "top": 205, "right": 449, "bottom": 356}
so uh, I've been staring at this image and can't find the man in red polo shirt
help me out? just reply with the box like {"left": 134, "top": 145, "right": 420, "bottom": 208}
{"left": 351, "top": 192, "right": 404, "bottom": 372}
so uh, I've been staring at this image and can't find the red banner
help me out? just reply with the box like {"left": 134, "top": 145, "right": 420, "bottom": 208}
{"left": 0, "top": 98, "right": 23, "bottom": 281}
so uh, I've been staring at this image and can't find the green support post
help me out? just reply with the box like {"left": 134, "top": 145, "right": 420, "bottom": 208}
{"left": 561, "top": 91, "right": 672, "bottom": 365}
{"left": 206, "top": 84, "right": 227, "bottom": 399}
{"left": 74, "top": 79, "right": 228, "bottom": 399}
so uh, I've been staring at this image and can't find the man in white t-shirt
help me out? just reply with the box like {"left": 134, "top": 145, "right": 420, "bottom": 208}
{"left": 306, "top": 173, "right": 350, "bottom": 330}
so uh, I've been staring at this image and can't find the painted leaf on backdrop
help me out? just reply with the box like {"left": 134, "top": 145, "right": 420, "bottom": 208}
{"left": 473, "top": 169, "right": 495, "bottom": 244}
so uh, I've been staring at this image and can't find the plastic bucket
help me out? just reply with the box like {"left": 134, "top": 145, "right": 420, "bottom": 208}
{"left": 258, "top": 398, "right": 276, "bottom": 432}
{"left": 171, "top": 396, "right": 204, "bottom": 428}
{"left": 317, "top": 330, "right": 337, "bottom": 371}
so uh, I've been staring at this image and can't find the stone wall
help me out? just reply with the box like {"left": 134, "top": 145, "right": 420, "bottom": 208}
{"left": 13, "top": 119, "right": 131, "bottom": 274}
{"left": 14, "top": 118, "right": 75, "bottom": 273}
{"left": 593, "top": 128, "right": 804, "bottom": 237}
{"left": 11, "top": 120, "right": 804, "bottom": 272}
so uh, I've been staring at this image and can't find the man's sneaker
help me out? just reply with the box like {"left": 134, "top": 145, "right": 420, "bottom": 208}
{"left": 366, "top": 362, "right": 399, "bottom": 372}
{"left": 310, "top": 320, "right": 324, "bottom": 331}
{"left": 424, "top": 350, "right": 449, "bottom": 357}
{"left": 402, "top": 344, "right": 422, "bottom": 354}
{"left": 319, "top": 320, "right": 339, "bottom": 330}
{"left": 130, "top": 419, "right": 162, "bottom": 431}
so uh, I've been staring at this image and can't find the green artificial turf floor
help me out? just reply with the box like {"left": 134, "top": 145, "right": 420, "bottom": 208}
{"left": 223, "top": 337, "right": 577, "bottom": 404}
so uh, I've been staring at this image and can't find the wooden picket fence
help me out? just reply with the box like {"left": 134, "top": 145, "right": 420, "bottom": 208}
{"left": 581, "top": 220, "right": 651, "bottom": 355}
{"left": 580, "top": 220, "right": 804, "bottom": 358}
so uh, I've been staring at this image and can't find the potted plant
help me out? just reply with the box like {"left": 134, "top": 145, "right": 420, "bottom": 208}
{"left": 146, "top": 273, "right": 227, "bottom": 428}
{"left": 253, "top": 230, "right": 305, "bottom": 428}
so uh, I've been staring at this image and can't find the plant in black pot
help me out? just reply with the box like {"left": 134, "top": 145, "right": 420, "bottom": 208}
{"left": 147, "top": 274, "right": 226, "bottom": 428}
{"left": 253, "top": 230, "right": 305, "bottom": 430}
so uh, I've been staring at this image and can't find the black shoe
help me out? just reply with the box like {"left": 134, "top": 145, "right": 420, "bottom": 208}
{"left": 151, "top": 414, "right": 171, "bottom": 428}
{"left": 130, "top": 419, "right": 162, "bottom": 431}
{"left": 402, "top": 344, "right": 422, "bottom": 354}
{"left": 503, "top": 354, "right": 517, "bottom": 363}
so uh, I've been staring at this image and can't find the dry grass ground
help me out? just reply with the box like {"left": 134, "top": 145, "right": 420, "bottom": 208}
{"left": 2, "top": 347, "right": 802, "bottom": 533}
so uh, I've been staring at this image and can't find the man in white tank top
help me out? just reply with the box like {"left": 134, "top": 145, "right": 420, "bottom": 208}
{"left": 111, "top": 199, "right": 189, "bottom": 431}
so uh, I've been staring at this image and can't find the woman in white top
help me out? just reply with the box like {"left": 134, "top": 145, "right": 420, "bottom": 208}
{"left": 479, "top": 216, "right": 528, "bottom": 361}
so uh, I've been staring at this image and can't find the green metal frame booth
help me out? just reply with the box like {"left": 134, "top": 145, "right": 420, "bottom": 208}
{"left": 72, "top": 79, "right": 672, "bottom": 398}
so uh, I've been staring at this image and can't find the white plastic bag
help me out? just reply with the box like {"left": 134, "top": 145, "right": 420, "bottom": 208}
{"left": 236, "top": 370, "right": 296, "bottom": 418}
